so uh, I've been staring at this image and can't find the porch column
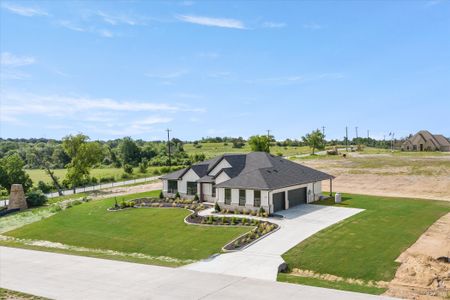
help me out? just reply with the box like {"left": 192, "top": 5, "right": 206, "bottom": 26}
{"left": 329, "top": 179, "right": 333, "bottom": 197}
{"left": 199, "top": 183, "right": 204, "bottom": 202}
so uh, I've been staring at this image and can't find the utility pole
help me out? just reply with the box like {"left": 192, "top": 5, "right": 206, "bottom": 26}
{"left": 267, "top": 129, "right": 271, "bottom": 152}
{"left": 367, "top": 130, "right": 370, "bottom": 139}
{"left": 322, "top": 126, "right": 325, "bottom": 136}
{"left": 166, "top": 129, "right": 172, "bottom": 168}
{"left": 345, "top": 126, "right": 348, "bottom": 152}
{"left": 355, "top": 126, "right": 359, "bottom": 139}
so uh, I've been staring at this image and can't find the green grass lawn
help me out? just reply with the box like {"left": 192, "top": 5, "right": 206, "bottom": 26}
{"left": 3, "top": 190, "right": 249, "bottom": 266}
{"left": 282, "top": 194, "right": 450, "bottom": 284}
{"left": 184, "top": 142, "right": 311, "bottom": 158}
{"left": 277, "top": 273, "right": 386, "bottom": 295}
{"left": 26, "top": 166, "right": 164, "bottom": 186}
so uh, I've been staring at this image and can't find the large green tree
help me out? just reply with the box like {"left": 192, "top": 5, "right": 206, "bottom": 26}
{"left": 302, "top": 129, "right": 325, "bottom": 155}
{"left": 119, "top": 137, "right": 141, "bottom": 166}
{"left": 62, "top": 134, "right": 103, "bottom": 188}
{"left": 0, "top": 153, "right": 33, "bottom": 193}
{"left": 248, "top": 135, "right": 271, "bottom": 153}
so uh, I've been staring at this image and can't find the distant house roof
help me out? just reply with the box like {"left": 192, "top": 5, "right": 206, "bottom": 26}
{"left": 161, "top": 152, "right": 334, "bottom": 190}
{"left": 402, "top": 130, "right": 450, "bottom": 149}
{"left": 434, "top": 134, "right": 450, "bottom": 147}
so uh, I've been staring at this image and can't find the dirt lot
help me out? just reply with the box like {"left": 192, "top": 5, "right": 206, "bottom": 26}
{"left": 298, "top": 153, "right": 450, "bottom": 201}
{"left": 384, "top": 213, "right": 450, "bottom": 299}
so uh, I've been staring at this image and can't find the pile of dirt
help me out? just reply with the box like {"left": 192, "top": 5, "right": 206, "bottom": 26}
{"left": 384, "top": 213, "right": 450, "bottom": 299}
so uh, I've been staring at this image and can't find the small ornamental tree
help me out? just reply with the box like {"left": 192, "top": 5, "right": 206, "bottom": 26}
{"left": 194, "top": 194, "right": 199, "bottom": 201}
{"left": 214, "top": 202, "right": 221, "bottom": 212}
{"left": 159, "top": 191, "right": 164, "bottom": 199}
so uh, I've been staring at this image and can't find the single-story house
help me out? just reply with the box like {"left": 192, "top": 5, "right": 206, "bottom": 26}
{"left": 160, "top": 152, "right": 334, "bottom": 214}
{"left": 401, "top": 130, "right": 450, "bottom": 152}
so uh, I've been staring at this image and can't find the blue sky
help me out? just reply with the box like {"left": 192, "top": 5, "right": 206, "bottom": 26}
{"left": 1, "top": 0, "right": 449, "bottom": 141}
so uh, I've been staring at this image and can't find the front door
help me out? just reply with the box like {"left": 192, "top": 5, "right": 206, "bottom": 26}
{"left": 420, "top": 144, "right": 424, "bottom": 151}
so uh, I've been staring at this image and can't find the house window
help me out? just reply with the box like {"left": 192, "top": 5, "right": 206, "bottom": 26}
{"left": 187, "top": 182, "right": 197, "bottom": 195}
{"left": 224, "top": 189, "right": 231, "bottom": 205}
{"left": 212, "top": 185, "right": 216, "bottom": 197}
{"left": 168, "top": 180, "right": 177, "bottom": 193}
{"left": 239, "top": 190, "right": 246, "bottom": 206}
{"left": 254, "top": 190, "right": 261, "bottom": 207}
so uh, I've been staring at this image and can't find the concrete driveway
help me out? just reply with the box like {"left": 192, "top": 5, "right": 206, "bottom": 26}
{"left": 1, "top": 247, "right": 393, "bottom": 300}
{"left": 183, "top": 204, "right": 363, "bottom": 281}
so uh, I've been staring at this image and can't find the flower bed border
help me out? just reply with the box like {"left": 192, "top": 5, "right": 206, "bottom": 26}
{"left": 107, "top": 198, "right": 278, "bottom": 252}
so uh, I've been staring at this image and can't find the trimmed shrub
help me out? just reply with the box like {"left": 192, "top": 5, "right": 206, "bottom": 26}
{"left": 194, "top": 194, "right": 199, "bottom": 201}
{"left": 123, "top": 164, "right": 133, "bottom": 174}
{"left": 214, "top": 202, "right": 221, "bottom": 212}
{"left": 26, "top": 189, "right": 48, "bottom": 207}
{"left": 159, "top": 191, "right": 164, "bottom": 199}
{"left": 175, "top": 191, "right": 181, "bottom": 199}
{"left": 37, "top": 180, "right": 53, "bottom": 193}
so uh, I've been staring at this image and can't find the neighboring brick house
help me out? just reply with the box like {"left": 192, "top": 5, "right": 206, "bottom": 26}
{"left": 401, "top": 130, "right": 450, "bottom": 152}
{"left": 160, "top": 152, "right": 334, "bottom": 214}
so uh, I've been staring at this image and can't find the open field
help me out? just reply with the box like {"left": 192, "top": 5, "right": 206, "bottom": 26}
{"left": 281, "top": 193, "right": 450, "bottom": 289}
{"left": 2, "top": 190, "right": 249, "bottom": 266}
{"left": 25, "top": 166, "right": 166, "bottom": 186}
{"left": 184, "top": 142, "right": 310, "bottom": 158}
{"left": 296, "top": 151, "right": 450, "bottom": 201}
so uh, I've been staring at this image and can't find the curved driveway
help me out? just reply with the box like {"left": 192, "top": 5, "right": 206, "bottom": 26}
{"left": 183, "top": 204, "right": 363, "bottom": 281}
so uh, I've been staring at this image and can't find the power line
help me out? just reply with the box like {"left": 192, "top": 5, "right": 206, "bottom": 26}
{"left": 166, "top": 128, "right": 172, "bottom": 168}
{"left": 345, "top": 126, "right": 348, "bottom": 151}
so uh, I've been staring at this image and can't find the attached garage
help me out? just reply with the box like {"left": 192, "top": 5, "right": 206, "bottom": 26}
{"left": 288, "top": 187, "right": 307, "bottom": 208}
{"left": 272, "top": 192, "right": 286, "bottom": 212}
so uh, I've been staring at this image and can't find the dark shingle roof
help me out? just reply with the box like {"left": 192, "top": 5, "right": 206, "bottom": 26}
{"left": 161, "top": 152, "right": 334, "bottom": 189}
{"left": 215, "top": 152, "right": 334, "bottom": 190}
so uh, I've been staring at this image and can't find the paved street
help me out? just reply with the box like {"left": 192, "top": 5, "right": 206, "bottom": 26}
{"left": 183, "top": 204, "right": 363, "bottom": 280}
{"left": 0, "top": 246, "right": 393, "bottom": 300}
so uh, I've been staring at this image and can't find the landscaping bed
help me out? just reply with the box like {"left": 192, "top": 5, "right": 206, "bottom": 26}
{"left": 107, "top": 196, "right": 278, "bottom": 251}
{"left": 2, "top": 191, "right": 250, "bottom": 266}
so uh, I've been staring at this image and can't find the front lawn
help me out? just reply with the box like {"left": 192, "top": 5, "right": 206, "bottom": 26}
{"left": 281, "top": 194, "right": 450, "bottom": 288}
{"left": 2, "top": 190, "right": 249, "bottom": 266}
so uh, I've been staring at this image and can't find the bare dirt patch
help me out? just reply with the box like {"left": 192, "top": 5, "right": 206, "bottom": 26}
{"left": 384, "top": 213, "right": 450, "bottom": 299}
{"left": 299, "top": 154, "right": 450, "bottom": 201}
{"left": 89, "top": 181, "right": 163, "bottom": 200}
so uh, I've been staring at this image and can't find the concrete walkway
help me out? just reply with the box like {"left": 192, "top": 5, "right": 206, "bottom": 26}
{"left": 0, "top": 247, "right": 393, "bottom": 300}
{"left": 183, "top": 205, "right": 363, "bottom": 280}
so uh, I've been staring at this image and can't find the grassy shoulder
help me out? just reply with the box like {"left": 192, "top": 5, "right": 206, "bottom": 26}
{"left": 282, "top": 194, "right": 450, "bottom": 282}
{"left": 0, "top": 288, "right": 50, "bottom": 300}
{"left": 2, "top": 190, "right": 249, "bottom": 265}
{"left": 277, "top": 273, "right": 386, "bottom": 295}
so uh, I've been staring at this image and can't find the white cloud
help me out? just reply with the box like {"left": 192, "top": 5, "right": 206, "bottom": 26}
{"left": 96, "top": 11, "right": 146, "bottom": 26}
{"left": 1, "top": 2, "right": 48, "bottom": 17}
{"left": 57, "top": 20, "right": 85, "bottom": 32}
{"left": 303, "top": 22, "right": 323, "bottom": 30}
{"left": 1, "top": 91, "right": 205, "bottom": 137}
{"left": 97, "top": 29, "right": 114, "bottom": 38}
{"left": 0, "top": 52, "right": 36, "bottom": 80}
{"left": 247, "top": 73, "right": 345, "bottom": 85}
{"left": 262, "top": 21, "right": 286, "bottom": 29}
{"left": 144, "top": 70, "right": 189, "bottom": 85}
{"left": 1, "top": 52, "right": 35, "bottom": 66}
{"left": 176, "top": 15, "right": 245, "bottom": 29}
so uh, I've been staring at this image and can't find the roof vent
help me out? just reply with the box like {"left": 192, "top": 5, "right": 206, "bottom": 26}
{"left": 266, "top": 170, "right": 272, "bottom": 173}
{"left": 273, "top": 169, "right": 278, "bottom": 173}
